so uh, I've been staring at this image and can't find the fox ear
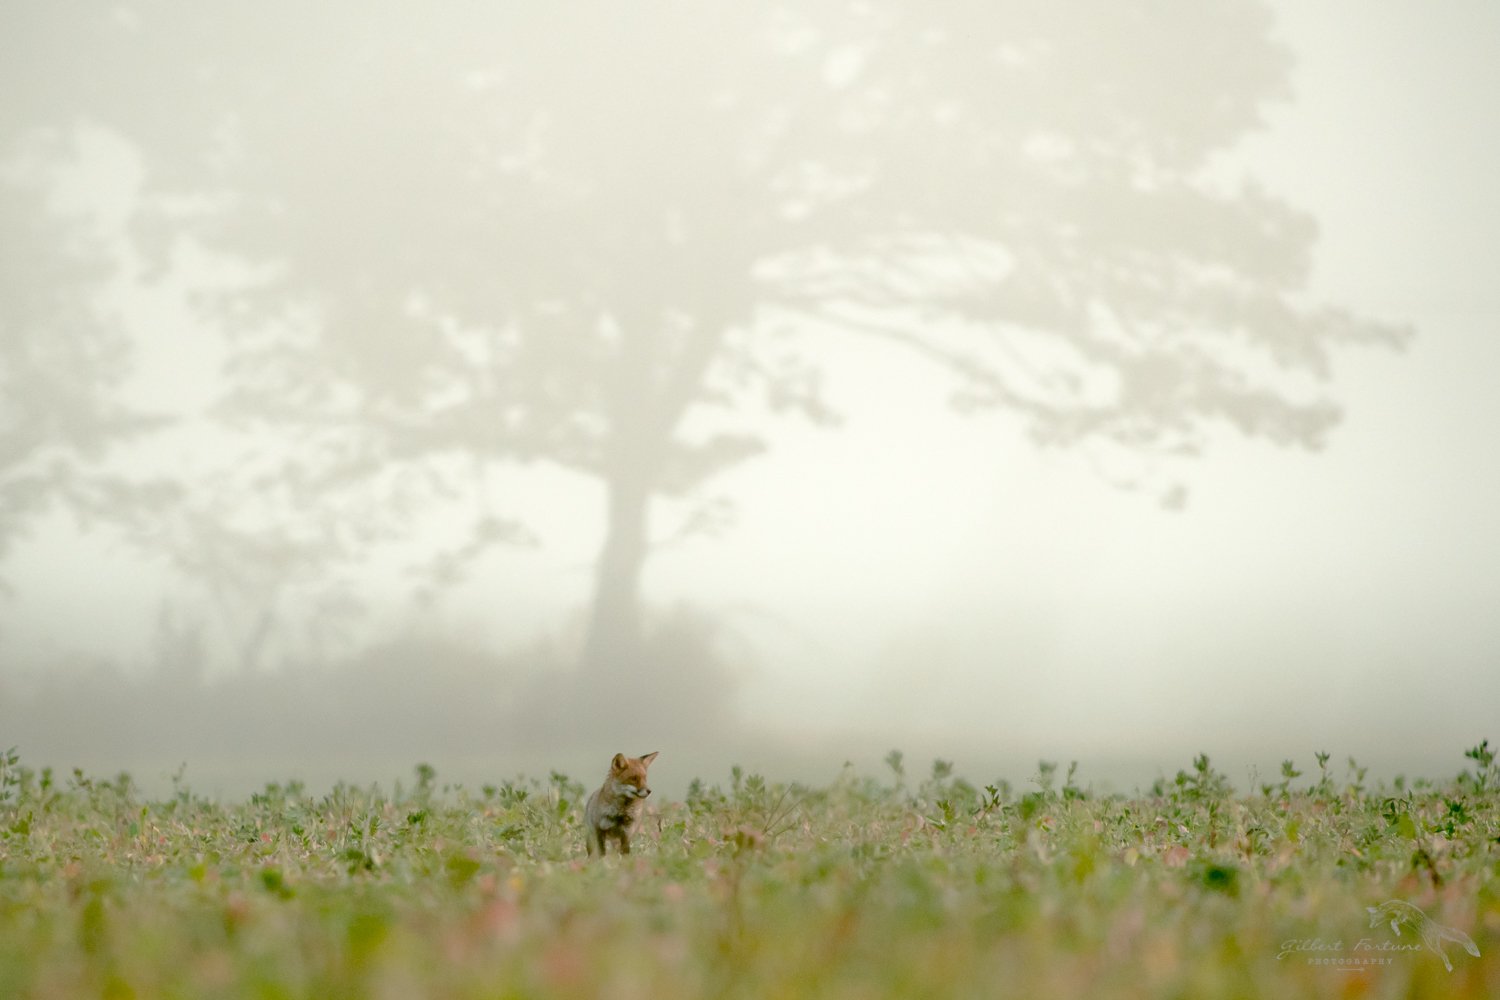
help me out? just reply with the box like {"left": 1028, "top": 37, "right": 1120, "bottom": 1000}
{"left": 640, "top": 751, "right": 659, "bottom": 767}
{"left": 611, "top": 753, "right": 627, "bottom": 770}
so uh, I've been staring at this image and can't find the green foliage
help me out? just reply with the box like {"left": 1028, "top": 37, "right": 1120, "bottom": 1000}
{"left": 1463, "top": 739, "right": 1497, "bottom": 794}
{"left": 0, "top": 746, "right": 1495, "bottom": 998}
{"left": 1170, "top": 752, "right": 1233, "bottom": 803}
{"left": 0, "top": 746, "right": 19, "bottom": 807}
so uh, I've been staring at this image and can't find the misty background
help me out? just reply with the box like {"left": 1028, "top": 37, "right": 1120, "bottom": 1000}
{"left": 2, "top": 1, "right": 1496, "bottom": 798}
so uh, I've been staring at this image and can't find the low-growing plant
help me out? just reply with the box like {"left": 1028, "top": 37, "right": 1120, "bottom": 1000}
{"left": 0, "top": 743, "right": 1493, "bottom": 999}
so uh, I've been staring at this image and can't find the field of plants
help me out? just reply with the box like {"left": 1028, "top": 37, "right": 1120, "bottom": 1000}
{"left": 1, "top": 743, "right": 1496, "bottom": 999}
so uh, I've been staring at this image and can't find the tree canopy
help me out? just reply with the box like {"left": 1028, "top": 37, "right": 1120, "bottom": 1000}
{"left": 0, "top": 127, "right": 171, "bottom": 588}
{"left": 2, "top": 1, "right": 1408, "bottom": 675}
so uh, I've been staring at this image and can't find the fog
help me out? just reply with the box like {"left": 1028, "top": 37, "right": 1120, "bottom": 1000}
{"left": 3, "top": 1, "right": 1497, "bottom": 799}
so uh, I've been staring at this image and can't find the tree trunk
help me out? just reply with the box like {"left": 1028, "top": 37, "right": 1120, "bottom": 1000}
{"left": 577, "top": 320, "right": 725, "bottom": 693}
{"left": 580, "top": 467, "right": 652, "bottom": 680}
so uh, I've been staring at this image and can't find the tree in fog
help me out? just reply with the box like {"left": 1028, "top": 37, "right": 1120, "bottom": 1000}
{"left": 6, "top": 2, "right": 1407, "bottom": 684}
{"left": 0, "top": 129, "right": 172, "bottom": 592}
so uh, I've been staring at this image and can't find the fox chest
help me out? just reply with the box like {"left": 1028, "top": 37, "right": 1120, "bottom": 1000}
{"left": 591, "top": 787, "right": 645, "bottom": 830}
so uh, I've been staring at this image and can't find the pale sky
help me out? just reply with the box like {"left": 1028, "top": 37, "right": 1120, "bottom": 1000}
{"left": 2, "top": 1, "right": 1497, "bottom": 794}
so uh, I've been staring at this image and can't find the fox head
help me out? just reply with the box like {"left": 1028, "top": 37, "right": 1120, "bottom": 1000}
{"left": 1368, "top": 900, "right": 1421, "bottom": 933}
{"left": 608, "top": 751, "right": 658, "bottom": 799}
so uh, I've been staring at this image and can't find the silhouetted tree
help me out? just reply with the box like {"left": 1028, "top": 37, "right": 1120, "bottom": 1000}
{"left": 0, "top": 128, "right": 172, "bottom": 592}
{"left": 4, "top": 2, "right": 1408, "bottom": 687}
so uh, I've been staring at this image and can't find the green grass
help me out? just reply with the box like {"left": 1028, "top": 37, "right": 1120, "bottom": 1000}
{"left": 1, "top": 745, "right": 1497, "bottom": 999}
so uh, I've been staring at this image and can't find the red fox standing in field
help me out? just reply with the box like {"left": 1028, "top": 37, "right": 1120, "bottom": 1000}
{"left": 584, "top": 751, "right": 658, "bottom": 858}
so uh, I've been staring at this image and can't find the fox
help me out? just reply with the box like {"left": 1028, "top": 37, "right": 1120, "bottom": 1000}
{"left": 1367, "top": 899, "right": 1481, "bottom": 972}
{"left": 583, "top": 751, "right": 658, "bottom": 858}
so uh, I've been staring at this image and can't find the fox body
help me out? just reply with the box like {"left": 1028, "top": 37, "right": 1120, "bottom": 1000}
{"left": 1368, "top": 899, "right": 1480, "bottom": 972}
{"left": 584, "top": 751, "right": 658, "bottom": 857}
